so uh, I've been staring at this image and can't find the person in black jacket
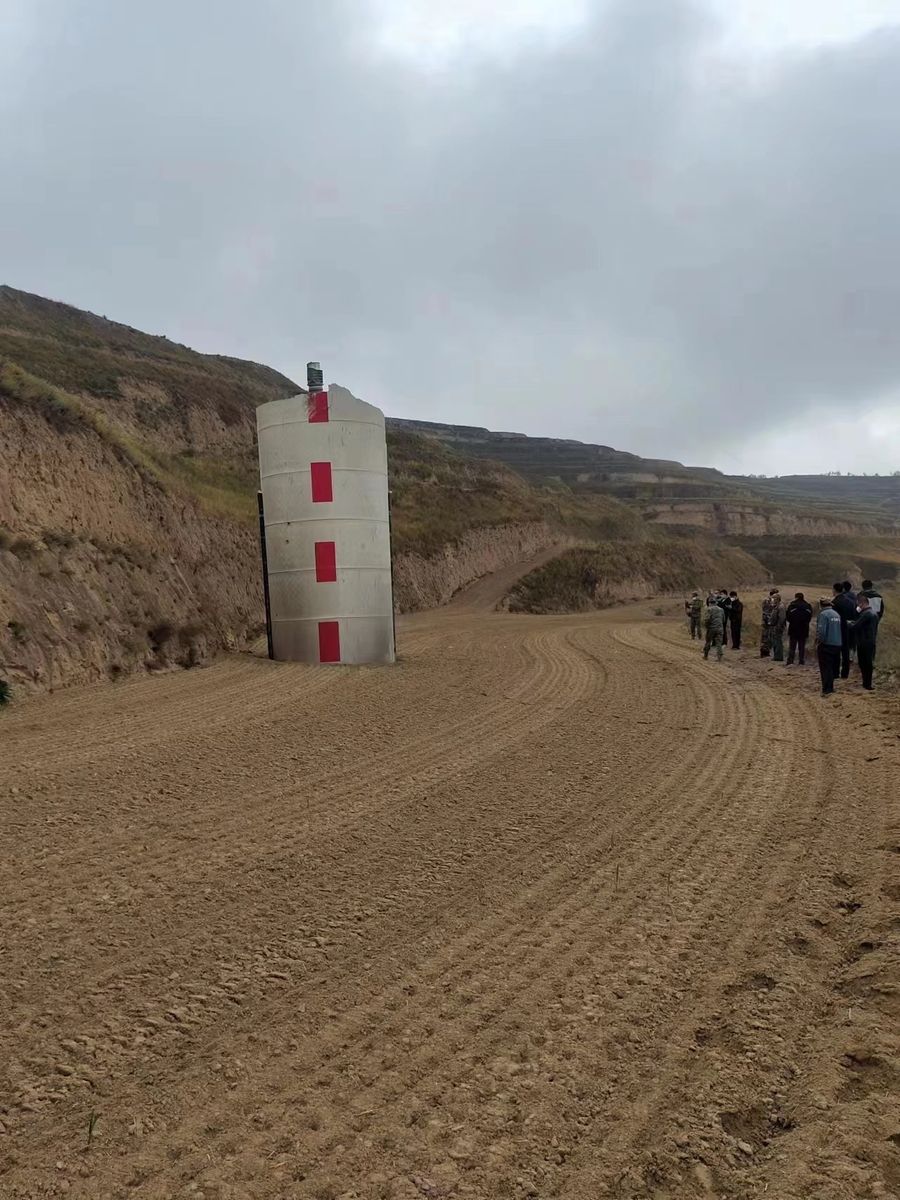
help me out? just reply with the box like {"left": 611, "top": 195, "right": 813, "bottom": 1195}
{"left": 843, "top": 580, "right": 858, "bottom": 658}
{"left": 716, "top": 589, "right": 732, "bottom": 647}
{"left": 785, "top": 592, "right": 813, "bottom": 665}
{"left": 728, "top": 591, "right": 743, "bottom": 649}
{"left": 849, "top": 595, "right": 878, "bottom": 690}
{"left": 831, "top": 582, "right": 856, "bottom": 680}
{"left": 860, "top": 579, "right": 886, "bottom": 625}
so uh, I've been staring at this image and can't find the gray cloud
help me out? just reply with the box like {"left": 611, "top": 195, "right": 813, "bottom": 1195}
{"left": 3, "top": 0, "right": 900, "bottom": 470}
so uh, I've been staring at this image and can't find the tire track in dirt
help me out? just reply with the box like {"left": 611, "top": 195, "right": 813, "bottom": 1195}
{"left": 549, "top": 624, "right": 897, "bottom": 1199}
{"left": 0, "top": 624, "right": 586, "bottom": 915}
{"left": 274, "top": 624, "right": 873, "bottom": 1195}
{"left": 92, "top": 628, "right": 778, "bottom": 1196}
{"left": 1, "top": 624, "right": 691, "bottom": 1176}
{"left": 557, "top": 632, "right": 830, "bottom": 1195}
{"left": 276, "top": 627, "right": 794, "bottom": 1196}
{"left": 0, "top": 622, "right": 605, "bottom": 1139}
{"left": 2, "top": 607, "right": 897, "bottom": 1200}
{"left": 2, "top": 657, "right": 333, "bottom": 772}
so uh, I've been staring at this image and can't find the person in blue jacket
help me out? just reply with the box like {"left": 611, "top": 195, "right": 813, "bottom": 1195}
{"left": 816, "top": 598, "right": 843, "bottom": 696}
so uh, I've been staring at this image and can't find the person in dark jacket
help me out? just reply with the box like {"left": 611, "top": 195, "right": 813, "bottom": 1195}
{"left": 785, "top": 592, "right": 813, "bottom": 665}
{"left": 860, "top": 579, "right": 885, "bottom": 625}
{"left": 716, "top": 589, "right": 732, "bottom": 647}
{"left": 831, "top": 582, "right": 856, "bottom": 680}
{"left": 728, "top": 590, "right": 743, "bottom": 649}
{"left": 849, "top": 595, "right": 878, "bottom": 690}
{"left": 843, "top": 579, "right": 858, "bottom": 658}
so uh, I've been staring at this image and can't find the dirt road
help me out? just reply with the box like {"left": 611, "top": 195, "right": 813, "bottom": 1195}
{"left": 2, "top": 603, "right": 899, "bottom": 1200}
{"left": 445, "top": 544, "right": 569, "bottom": 613}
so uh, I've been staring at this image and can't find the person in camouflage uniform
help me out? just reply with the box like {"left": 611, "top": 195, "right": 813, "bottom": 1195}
{"left": 685, "top": 591, "right": 703, "bottom": 639}
{"left": 769, "top": 590, "right": 787, "bottom": 661}
{"left": 703, "top": 600, "right": 726, "bottom": 661}
{"left": 760, "top": 588, "right": 786, "bottom": 659}
{"left": 760, "top": 593, "right": 773, "bottom": 656}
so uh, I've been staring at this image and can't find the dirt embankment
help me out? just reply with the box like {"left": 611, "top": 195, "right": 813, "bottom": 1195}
{"left": 0, "top": 402, "right": 263, "bottom": 691}
{"left": 392, "top": 521, "right": 568, "bottom": 611}
{"left": 0, "top": 396, "right": 571, "bottom": 689}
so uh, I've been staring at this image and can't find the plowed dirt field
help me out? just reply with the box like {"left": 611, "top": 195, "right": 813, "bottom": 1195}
{"left": 2, "top": 600, "right": 899, "bottom": 1200}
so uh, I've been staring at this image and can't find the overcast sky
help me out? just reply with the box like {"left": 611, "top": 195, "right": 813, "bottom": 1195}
{"left": 3, "top": 0, "right": 900, "bottom": 475}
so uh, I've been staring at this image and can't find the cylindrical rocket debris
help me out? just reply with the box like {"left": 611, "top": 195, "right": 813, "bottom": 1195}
{"left": 256, "top": 384, "right": 395, "bottom": 665}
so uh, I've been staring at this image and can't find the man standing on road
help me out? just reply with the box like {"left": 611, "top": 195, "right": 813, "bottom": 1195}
{"left": 769, "top": 590, "right": 787, "bottom": 662}
{"left": 760, "top": 591, "right": 775, "bottom": 657}
{"left": 703, "top": 600, "right": 726, "bottom": 662}
{"left": 785, "top": 592, "right": 813, "bottom": 665}
{"left": 849, "top": 595, "right": 878, "bottom": 691}
{"left": 832, "top": 582, "right": 856, "bottom": 680}
{"left": 686, "top": 591, "right": 703, "bottom": 640}
{"left": 728, "top": 591, "right": 743, "bottom": 649}
{"left": 843, "top": 580, "right": 858, "bottom": 662}
{"left": 860, "top": 579, "right": 885, "bottom": 623}
{"left": 717, "top": 589, "right": 732, "bottom": 647}
{"left": 816, "top": 598, "right": 843, "bottom": 696}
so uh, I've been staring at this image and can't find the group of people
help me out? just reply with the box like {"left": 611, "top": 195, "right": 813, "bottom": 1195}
{"left": 808, "top": 581, "right": 885, "bottom": 695}
{"left": 685, "top": 579, "right": 886, "bottom": 696}
{"left": 685, "top": 589, "right": 743, "bottom": 659}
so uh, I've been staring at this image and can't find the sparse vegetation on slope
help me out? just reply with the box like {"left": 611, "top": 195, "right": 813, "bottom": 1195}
{"left": 0, "top": 285, "right": 297, "bottom": 412}
{"left": 0, "top": 360, "right": 259, "bottom": 523}
{"left": 387, "top": 428, "right": 643, "bottom": 555}
{"left": 507, "top": 543, "right": 766, "bottom": 614}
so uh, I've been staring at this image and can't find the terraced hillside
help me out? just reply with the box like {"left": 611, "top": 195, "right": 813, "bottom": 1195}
{"left": 391, "top": 418, "right": 900, "bottom": 588}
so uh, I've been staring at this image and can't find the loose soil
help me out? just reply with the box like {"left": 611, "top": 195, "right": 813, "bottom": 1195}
{"left": 2, "top": 600, "right": 899, "bottom": 1199}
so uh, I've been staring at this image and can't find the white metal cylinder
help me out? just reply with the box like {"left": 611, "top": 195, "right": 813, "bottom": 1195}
{"left": 256, "top": 384, "right": 395, "bottom": 664}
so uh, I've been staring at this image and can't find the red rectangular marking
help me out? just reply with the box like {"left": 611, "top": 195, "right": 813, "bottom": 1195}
{"left": 308, "top": 391, "right": 329, "bottom": 422}
{"left": 310, "top": 461, "right": 333, "bottom": 503}
{"left": 318, "top": 620, "right": 341, "bottom": 663}
{"left": 314, "top": 540, "right": 337, "bottom": 582}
